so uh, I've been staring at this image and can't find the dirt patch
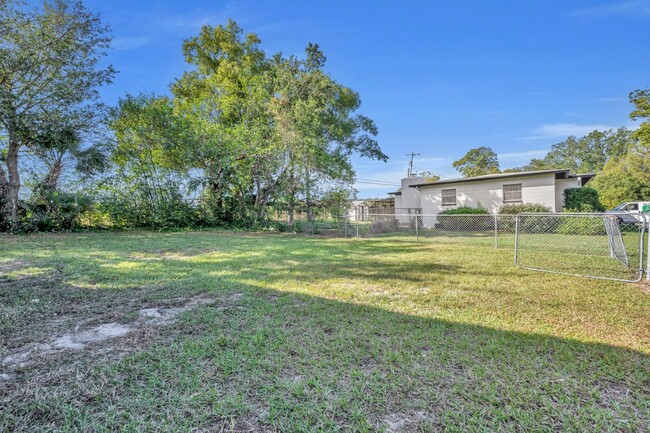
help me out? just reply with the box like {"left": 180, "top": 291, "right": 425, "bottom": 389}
{"left": 0, "top": 259, "right": 30, "bottom": 274}
{"left": 138, "top": 296, "right": 216, "bottom": 324}
{"left": 52, "top": 323, "right": 133, "bottom": 349}
{"left": 379, "top": 411, "right": 432, "bottom": 433}
{"left": 637, "top": 280, "right": 650, "bottom": 294}
{"left": 1, "top": 295, "right": 217, "bottom": 370}
{"left": 382, "top": 413, "right": 407, "bottom": 433}
{"left": 229, "top": 292, "right": 244, "bottom": 302}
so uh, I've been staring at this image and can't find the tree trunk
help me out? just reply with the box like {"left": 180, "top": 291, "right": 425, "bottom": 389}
{"left": 42, "top": 159, "right": 63, "bottom": 192}
{"left": 287, "top": 167, "right": 295, "bottom": 227}
{"left": 6, "top": 129, "right": 21, "bottom": 228}
{"left": 0, "top": 163, "right": 9, "bottom": 224}
{"left": 305, "top": 163, "right": 313, "bottom": 223}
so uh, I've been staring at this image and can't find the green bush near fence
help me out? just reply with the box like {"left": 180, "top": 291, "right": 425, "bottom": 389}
{"left": 439, "top": 205, "right": 489, "bottom": 215}
{"left": 497, "top": 203, "right": 551, "bottom": 233}
{"left": 498, "top": 203, "right": 551, "bottom": 214}
{"left": 556, "top": 216, "right": 607, "bottom": 235}
{"left": 563, "top": 187, "right": 605, "bottom": 212}
{"left": 438, "top": 206, "right": 492, "bottom": 231}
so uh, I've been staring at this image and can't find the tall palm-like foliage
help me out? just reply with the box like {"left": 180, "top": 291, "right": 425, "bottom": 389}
{"left": 0, "top": 0, "right": 114, "bottom": 228}
{"left": 30, "top": 124, "right": 109, "bottom": 192}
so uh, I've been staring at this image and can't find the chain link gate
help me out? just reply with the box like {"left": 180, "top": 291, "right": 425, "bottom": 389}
{"left": 341, "top": 212, "right": 649, "bottom": 282}
{"left": 514, "top": 213, "right": 647, "bottom": 282}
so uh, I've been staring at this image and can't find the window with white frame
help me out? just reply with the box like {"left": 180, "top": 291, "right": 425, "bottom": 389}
{"left": 503, "top": 183, "right": 522, "bottom": 203}
{"left": 442, "top": 188, "right": 457, "bottom": 206}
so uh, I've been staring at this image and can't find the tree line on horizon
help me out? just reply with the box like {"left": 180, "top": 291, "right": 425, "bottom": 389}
{"left": 1, "top": 0, "right": 649, "bottom": 232}
{"left": 446, "top": 100, "right": 650, "bottom": 208}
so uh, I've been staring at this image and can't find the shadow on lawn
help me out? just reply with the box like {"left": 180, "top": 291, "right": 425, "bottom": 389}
{"left": 0, "top": 232, "right": 648, "bottom": 432}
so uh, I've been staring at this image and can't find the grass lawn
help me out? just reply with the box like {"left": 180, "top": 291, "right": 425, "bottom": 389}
{"left": 0, "top": 231, "right": 648, "bottom": 432}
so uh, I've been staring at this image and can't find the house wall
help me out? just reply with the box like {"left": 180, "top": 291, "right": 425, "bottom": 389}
{"left": 399, "top": 177, "right": 424, "bottom": 210}
{"left": 393, "top": 194, "right": 403, "bottom": 209}
{"left": 555, "top": 178, "right": 581, "bottom": 211}
{"left": 418, "top": 173, "right": 562, "bottom": 216}
{"left": 394, "top": 176, "right": 424, "bottom": 226}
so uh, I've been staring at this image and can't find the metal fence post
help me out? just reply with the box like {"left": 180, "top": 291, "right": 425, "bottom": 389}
{"left": 513, "top": 214, "right": 520, "bottom": 266}
{"left": 356, "top": 220, "right": 359, "bottom": 239}
{"left": 641, "top": 216, "right": 650, "bottom": 282}
{"left": 415, "top": 214, "right": 419, "bottom": 242}
{"left": 494, "top": 214, "right": 498, "bottom": 249}
{"left": 344, "top": 216, "right": 348, "bottom": 238}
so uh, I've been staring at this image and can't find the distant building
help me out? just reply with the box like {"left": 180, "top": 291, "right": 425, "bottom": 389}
{"left": 347, "top": 198, "right": 395, "bottom": 221}
{"left": 405, "top": 169, "right": 595, "bottom": 215}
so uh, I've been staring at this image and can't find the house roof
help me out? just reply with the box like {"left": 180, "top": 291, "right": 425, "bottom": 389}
{"left": 408, "top": 169, "right": 589, "bottom": 188}
{"left": 387, "top": 191, "right": 401, "bottom": 196}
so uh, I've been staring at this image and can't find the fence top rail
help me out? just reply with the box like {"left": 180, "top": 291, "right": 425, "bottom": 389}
{"left": 517, "top": 211, "right": 643, "bottom": 216}
{"left": 352, "top": 213, "right": 506, "bottom": 217}
{"left": 349, "top": 212, "right": 649, "bottom": 218}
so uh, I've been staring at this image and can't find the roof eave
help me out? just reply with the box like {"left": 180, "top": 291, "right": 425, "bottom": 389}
{"left": 408, "top": 169, "right": 573, "bottom": 188}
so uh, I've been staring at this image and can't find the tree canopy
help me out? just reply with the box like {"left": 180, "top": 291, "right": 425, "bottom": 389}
{"left": 105, "top": 20, "right": 386, "bottom": 226}
{"left": 525, "top": 128, "right": 633, "bottom": 173}
{"left": 589, "top": 90, "right": 650, "bottom": 208}
{"left": 0, "top": 0, "right": 114, "bottom": 227}
{"left": 452, "top": 146, "right": 500, "bottom": 178}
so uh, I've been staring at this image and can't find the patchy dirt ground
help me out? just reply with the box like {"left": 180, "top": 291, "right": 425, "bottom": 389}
{"left": 2, "top": 295, "right": 219, "bottom": 372}
{"left": 0, "top": 260, "right": 244, "bottom": 386}
{"left": 2, "top": 232, "right": 648, "bottom": 432}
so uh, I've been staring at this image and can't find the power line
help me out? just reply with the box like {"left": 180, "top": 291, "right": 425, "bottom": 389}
{"left": 412, "top": 166, "right": 456, "bottom": 180}
{"left": 355, "top": 181, "right": 400, "bottom": 187}
{"left": 355, "top": 177, "right": 400, "bottom": 186}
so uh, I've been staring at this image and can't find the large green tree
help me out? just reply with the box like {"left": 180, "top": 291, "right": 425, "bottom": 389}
{"left": 452, "top": 146, "right": 500, "bottom": 177}
{"left": 270, "top": 43, "right": 385, "bottom": 222}
{"left": 172, "top": 20, "right": 279, "bottom": 219}
{"left": 170, "top": 20, "right": 385, "bottom": 221}
{"left": 107, "top": 94, "right": 198, "bottom": 226}
{"left": 0, "top": 0, "right": 114, "bottom": 227}
{"left": 526, "top": 128, "right": 633, "bottom": 173}
{"left": 589, "top": 90, "right": 650, "bottom": 208}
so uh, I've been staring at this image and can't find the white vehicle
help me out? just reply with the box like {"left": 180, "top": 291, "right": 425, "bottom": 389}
{"left": 606, "top": 202, "right": 650, "bottom": 224}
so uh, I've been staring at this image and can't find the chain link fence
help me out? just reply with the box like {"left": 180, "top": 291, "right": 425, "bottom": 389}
{"left": 514, "top": 213, "right": 647, "bottom": 282}
{"left": 343, "top": 213, "right": 517, "bottom": 248}
{"left": 339, "top": 212, "right": 648, "bottom": 282}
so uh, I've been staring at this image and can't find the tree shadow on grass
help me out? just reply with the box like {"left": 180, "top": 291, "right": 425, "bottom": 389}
{"left": 0, "top": 232, "right": 648, "bottom": 432}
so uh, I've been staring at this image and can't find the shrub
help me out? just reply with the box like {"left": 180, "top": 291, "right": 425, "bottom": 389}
{"left": 563, "top": 187, "right": 605, "bottom": 212}
{"left": 439, "top": 205, "right": 489, "bottom": 215}
{"left": 438, "top": 206, "right": 491, "bottom": 231}
{"left": 497, "top": 203, "right": 552, "bottom": 233}
{"left": 498, "top": 203, "right": 551, "bottom": 214}
{"left": 17, "top": 190, "right": 92, "bottom": 233}
{"left": 556, "top": 216, "right": 606, "bottom": 235}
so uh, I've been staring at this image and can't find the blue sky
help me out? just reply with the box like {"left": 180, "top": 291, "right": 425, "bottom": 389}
{"left": 85, "top": 0, "right": 650, "bottom": 197}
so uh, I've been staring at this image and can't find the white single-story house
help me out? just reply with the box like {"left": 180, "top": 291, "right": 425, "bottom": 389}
{"left": 390, "top": 169, "right": 595, "bottom": 216}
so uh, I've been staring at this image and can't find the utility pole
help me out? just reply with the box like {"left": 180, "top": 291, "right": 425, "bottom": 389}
{"left": 406, "top": 152, "right": 421, "bottom": 177}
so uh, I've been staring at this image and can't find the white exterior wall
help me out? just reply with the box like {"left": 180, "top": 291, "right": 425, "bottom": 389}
{"left": 399, "top": 177, "right": 424, "bottom": 210}
{"left": 395, "top": 176, "right": 424, "bottom": 226}
{"left": 418, "top": 173, "right": 562, "bottom": 216}
{"left": 555, "top": 178, "right": 581, "bottom": 211}
{"left": 393, "top": 194, "right": 403, "bottom": 209}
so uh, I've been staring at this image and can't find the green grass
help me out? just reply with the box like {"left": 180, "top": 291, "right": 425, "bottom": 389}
{"left": 0, "top": 231, "right": 648, "bottom": 432}
{"left": 358, "top": 227, "right": 645, "bottom": 281}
